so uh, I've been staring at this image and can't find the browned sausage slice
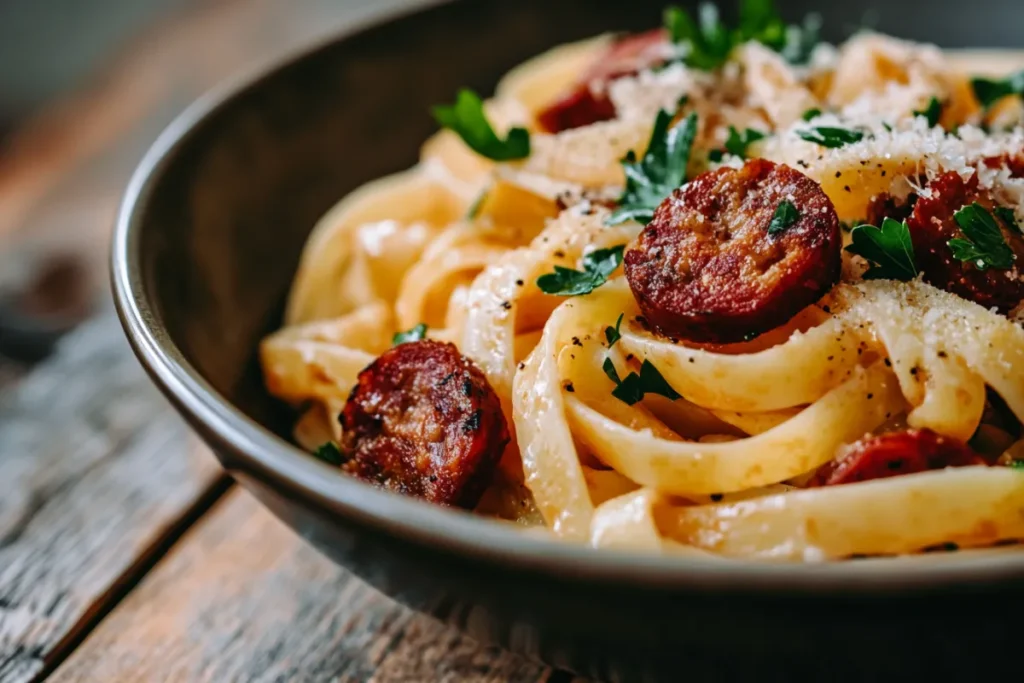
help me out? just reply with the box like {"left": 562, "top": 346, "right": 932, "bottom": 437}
{"left": 338, "top": 340, "right": 510, "bottom": 509}
{"left": 865, "top": 191, "right": 917, "bottom": 228}
{"left": 537, "top": 29, "right": 669, "bottom": 133}
{"left": 808, "top": 429, "right": 985, "bottom": 487}
{"left": 624, "top": 159, "right": 842, "bottom": 344}
{"left": 908, "top": 170, "right": 1024, "bottom": 313}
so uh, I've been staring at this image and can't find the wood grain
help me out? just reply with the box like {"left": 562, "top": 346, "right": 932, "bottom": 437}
{"left": 47, "top": 489, "right": 580, "bottom": 683}
{"left": 0, "top": 0, "right": 420, "bottom": 309}
{"left": 0, "top": 312, "right": 225, "bottom": 683}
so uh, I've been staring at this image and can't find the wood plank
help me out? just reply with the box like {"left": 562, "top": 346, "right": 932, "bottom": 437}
{"left": 48, "top": 489, "right": 580, "bottom": 683}
{"left": 0, "top": 312, "right": 225, "bottom": 683}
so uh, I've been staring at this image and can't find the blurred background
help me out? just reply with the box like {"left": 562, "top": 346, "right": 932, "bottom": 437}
{"left": 0, "top": 0, "right": 1020, "bottom": 385}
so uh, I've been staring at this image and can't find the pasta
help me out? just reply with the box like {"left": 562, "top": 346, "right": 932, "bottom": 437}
{"left": 260, "top": 2, "right": 1024, "bottom": 562}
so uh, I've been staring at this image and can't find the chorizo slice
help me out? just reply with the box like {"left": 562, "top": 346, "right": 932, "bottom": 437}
{"left": 907, "top": 170, "right": 1024, "bottom": 314}
{"left": 624, "top": 159, "right": 842, "bottom": 344}
{"left": 537, "top": 29, "right": 669, "bottom": 133}
{"left": 338, "top": 340, "right": 510, "bottom": 509}
{"left": 808, "top": 429, "right": 985, "bottom": 487}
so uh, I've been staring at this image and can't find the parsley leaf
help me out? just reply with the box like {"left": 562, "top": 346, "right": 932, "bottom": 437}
{"left": 710, "top": 126, "right": 767, "bottom": 162}
{"left": 664, "top": 4, "right": 733, "bottom": 71}
{"left": 995, "top": 206, "right": 1022, "bottom": 235}
{"left": 801, "top": 107, "right": 822, "bottom": 121}
{"left": 1009, "top": 459, "right": 1024, "bottom": 470}
{"left": 606, "top": 359, "right": 683, "bottom": 406}
{"left": 536, "top": 245, "right": 626, "bottom": 296}
{"left": 602, "top": 357, "right": 621, "bottom": 385}
{"left": 608, "top": 110, "right": 698, "bottom": 225}
{"left": 914, "top": 97, "right": 942, "bottom": 127}
{"left": 948, "top": 203, "right": 1015, "bottom": 271}
{"left": 667, "top": 1, "right": 819, "bottom": 70}
{"left": 971, "top": 70, "right": 1024, "bottom": 111}
{"left": 393, "top": 323, "right": 428, "bottom": 346}
{"left": 767, "top": 200, "right": 800, "bottom": 235}
{"left": 736, "top": 0, "right": 787, "bottom": 50}
{"left": 432, "top": 89, "right": 530, "bottom": 161}
{"left": 313, "top": 442, "right": 344, "bottom": 466}
{"left": 797, "top": 126, "right": 864, "bottom": 148}
{"left": 845, "top": 218, "right": 918, "bottom": 281}
{"left": 605, "top": 313, "right": 624, "bottom": 348}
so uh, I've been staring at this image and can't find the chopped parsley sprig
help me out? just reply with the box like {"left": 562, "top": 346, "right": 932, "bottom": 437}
{"left": 767, "top": 200, "right": 799, "bottom": 235}
{"left": 797, "top": 126, "right": 864, "bottom": 148}
{"left": 432, "top": 89, "right": 530, "bottom": 161}
{"left": 608, "top": 110, "right": 698, "bottom": 226}
{"left": 994, "top": 207, "right": 1022, "bottom": 235}
{"left": 845, "top": 218, "right": 918, "bottom": 281}
{"left": 605, "top": 313, "right": 624, "bottom": 348}
{"left": 664, "top": 4, "right": 733, "bottom": 71}
{"left": 708, "top": 126, "right": 766, "bottom": 162}
{"left": 971, "top": 70, "right": 1024, "bottom": 112}
{"left": 948, "top": 203, "right": 1015, "bottom": 271}
{"left": 536, "top": 245, "right": 626, "bottom": 297}
{"left": 914, "top": 97, "right": 942, "bottom": 127}
{"left": 603, "top": 357, "right": 682, "bottom": 406}
{"left": 393, "top": 323, "right": 428, "bottom": 346}
{"left": 666, "top": 0, "right": 820, "bottom": 69}
{"left": 313, "top": 442, "right": 345, "bottom": 466}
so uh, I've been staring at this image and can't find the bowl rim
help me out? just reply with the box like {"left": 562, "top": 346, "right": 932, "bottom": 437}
{"left": 111, "top": 0, "right": 1024, "bottom": 594}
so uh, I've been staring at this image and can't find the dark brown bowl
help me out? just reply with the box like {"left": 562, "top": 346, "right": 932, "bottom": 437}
{"left": 112, "top": 1, "right": 1024, "bottom": 679}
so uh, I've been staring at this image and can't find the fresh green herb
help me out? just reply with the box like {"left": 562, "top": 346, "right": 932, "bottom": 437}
{"left": 605, "top": 313, "right": 625, "bottom": 348}
{"left": 466, "top": 190, "right": 488, "bottom": 219}
{"left": 797, "top": 126, "right": 865, "bottom": 148}
{"left": 948, "top": 203, "right": 1015, "bottom": 271}
{"left": 735, "top": 0, "right": 787, "bottom": 50}
{"left": 767, "top": 200, "right": 800, "bottom": 235}
{"left": 393, "top": 323, "right": 428, "bottom": 346}
{"left": 607, "top": 359, "right": 683, "bottom": 406}
{"left": 845, "top": 218, "right": 918, "bottom": 281}
{"left": 709, "top": 126, "right": 767, "bottom": 162}
{"left": 313, "top": 442, "right": 344, "bottom": 466}
{"left": 602, "top": 357, "right": 621, "bottom": 385}
{"left": 536, "top": 245, "right": 626, "bottom": 296}
{"left": 801, "top": 107, "right": 822, "bottom": 121}
{"left": 432, "top": 89, "right": 530, "bottom": 161}
{"left": 1009, "top": 459, "right": 1024, "bottom": 470}
{"left": 971, "top": 70, "right": 1024, "bottom": 111}
{"left": 608, "top": 110, "right": 698, "bottom": 225}
{"left": 994, "top": 206, "right": 1022, "bottom": 235}
{"left": 665, "top": 1, "right": 820, "bottom": 70}
{"left": 664, "top": 3, "right": 733, "bottom": 71}
{"left": 881, "top": 121, "right": 893, "bottom": 132}
{"left": 914, "top": 97, "right": 942, "bottom": 127}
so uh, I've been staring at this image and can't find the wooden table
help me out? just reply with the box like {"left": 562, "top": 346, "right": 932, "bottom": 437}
{"left": 0, "top": 1, "right": 583, "bottom": 680}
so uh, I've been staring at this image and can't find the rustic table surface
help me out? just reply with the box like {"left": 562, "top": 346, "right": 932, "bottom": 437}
{"left": 0, "top": 1, "right": 585, "bottom": 681}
